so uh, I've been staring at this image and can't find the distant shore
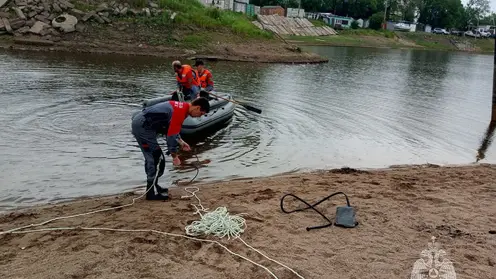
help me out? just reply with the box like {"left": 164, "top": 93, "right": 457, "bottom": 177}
{"left": 2, "top": 0, "right": 494, "bottom": 65}
{"left": 0, "top": 0, "right": 329, "bottom": 64}
{"left": 287, "top": 30, "right": 495, "bottom": 54}
{"left": 3, "top": 28, "right": 494, "bottom": 65}
{"left": 1, "top": 163, "right": 495, "bottom": 279}
{"left": 0, "top": 35, "right": 330, "bottom": 64}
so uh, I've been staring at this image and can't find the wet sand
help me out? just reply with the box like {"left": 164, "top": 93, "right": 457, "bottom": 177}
{"left": 0, "top": 164, "right": 495, "bottom": 279}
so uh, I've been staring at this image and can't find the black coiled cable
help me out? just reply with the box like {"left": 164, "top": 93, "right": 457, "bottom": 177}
{"left": 280, "top": 191, "right": 352, "bottom": 231}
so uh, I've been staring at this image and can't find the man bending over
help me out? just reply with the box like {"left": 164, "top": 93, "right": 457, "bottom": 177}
{"left": 131, "top": 98, "right": 210, "bottom": 200}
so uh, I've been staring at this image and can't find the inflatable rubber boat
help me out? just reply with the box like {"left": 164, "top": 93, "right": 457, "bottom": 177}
{"left": 142, "top": 91, "right": 236, "bottom": 135}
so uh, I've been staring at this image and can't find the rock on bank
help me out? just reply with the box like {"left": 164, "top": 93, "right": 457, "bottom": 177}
{"left": 0, "top": 0, "right": 328, "bottom": 63}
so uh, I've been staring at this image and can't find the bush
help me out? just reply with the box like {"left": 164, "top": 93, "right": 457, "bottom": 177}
{"left": 383, "top": 31, "right": 395, "bottom": 38}
{"left": 369, "top": 12, "right": 384, "bottom": 30}
{"left": 351, "top": 20, "right": 359, "bottom": 29}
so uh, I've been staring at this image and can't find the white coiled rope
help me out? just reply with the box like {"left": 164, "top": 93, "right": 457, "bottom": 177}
{"left": 182, "top": 187, "right": 246, "bottom": 239}
{"left": 0, "top": 186, "right": 305, "bottom": 279}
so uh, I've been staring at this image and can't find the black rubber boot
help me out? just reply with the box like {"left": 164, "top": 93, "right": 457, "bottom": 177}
{"left": 145, "top": 181, "right": 169, "bottom": 201}
{"left": 145, "top": 180, "right": 156, "bottom": 200}
{"left": 155, "top": 184, "right": 169, "bottom": 195}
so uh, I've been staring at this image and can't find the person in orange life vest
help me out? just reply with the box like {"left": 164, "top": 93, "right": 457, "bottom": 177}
{"left": 172, "top": 60, "right": 200, "bottom": 100}
{"left": 194, "top": 60, "right": 214, "bottom": 92}
{"left": 131, "top": 98, "right": 210, "bottom": 200}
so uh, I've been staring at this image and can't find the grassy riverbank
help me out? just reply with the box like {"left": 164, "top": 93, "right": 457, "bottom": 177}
{"left": 0, "top": 0, "right": 327, "bottom": 63}
{"left": 1, "top": 163, "right": 495, "bottom": 278}
{"left": 287, "top": 29, "right": 495, "bottom": 54}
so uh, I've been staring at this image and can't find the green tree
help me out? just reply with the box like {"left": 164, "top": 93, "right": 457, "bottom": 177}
{"left": 351, "top": 19, "right": 360, "bottom": 28}
{"left": 416, "top": 0, "right": 465, "bottom": 28}
{"left": 398, "top": 0, "right": 417, "bottom": 22}
{"left": 369, "top": 11, "right": 384, "bottom": 29}
{"left": 466, "top": 0, "right": 490, "bottom": 26}
{"left": 302, "top": 0, "right": 332, "bottom": 12}
{"left": 325, "top": 0, "right": 380, "bottom": 18}
{"left": 348, "top": 0, "right": 379, "bottom": 19}
{"left": 250, "top": 0, "right": 300, "bottom": 8}
{"left": 479, "top": 13, "right": 496, "bottom": 25}
{"left": 386, "top": 0, "right": 401, "bottom": 21}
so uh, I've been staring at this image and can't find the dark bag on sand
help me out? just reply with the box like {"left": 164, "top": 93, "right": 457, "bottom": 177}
{"left": 280, "top": 191, "right": 358, "bottom": 231}
{"left": 334, "top": 204, "right": 357, "bottom": 228}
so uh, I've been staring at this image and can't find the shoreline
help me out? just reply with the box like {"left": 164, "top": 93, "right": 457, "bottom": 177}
{"left": 0, "top": 36, "right": 330, "bottom": 64}
{"left": 287, "top": 31, "right": 495, "bottom": 55}
{"left": 0, "top": 162, "right": 486, "bottom": 214}
{"left": 2, "top": 35, "right": 492, "bottom": 64}
{"left": 1, "top": 163, "right": 495, "bottom": 278}
{"left": 294, "top": 40, "right": 494, "bottom": 55}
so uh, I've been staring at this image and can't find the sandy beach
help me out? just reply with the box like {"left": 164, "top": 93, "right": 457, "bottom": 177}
{"left": 0, "top": 163, "right": 495, "bottom": 279}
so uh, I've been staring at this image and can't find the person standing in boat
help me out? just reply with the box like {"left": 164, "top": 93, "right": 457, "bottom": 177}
{"left": 131, "top": 98, "right": 210, "bottom": 200}
{"left": 194, "top": 60, "right": 214, "bottom": 92}
{"left": 172, "top": 60, "right": 201, "bottom": 100}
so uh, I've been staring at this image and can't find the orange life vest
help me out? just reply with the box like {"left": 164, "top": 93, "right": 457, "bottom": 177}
{"left": 198, "top": 69, "right": 214, "bottom": 88}
{"left": 175, "top": 65, "right": 200, "bottom": 89}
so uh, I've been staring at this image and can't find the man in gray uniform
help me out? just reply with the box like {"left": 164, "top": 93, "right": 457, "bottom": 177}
{"left": 131, "top": 98, "right": 210, "bottom": 200}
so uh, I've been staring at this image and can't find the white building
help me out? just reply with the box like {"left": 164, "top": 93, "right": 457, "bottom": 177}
{"left": 233, "top": 0, "right": 248, "bottom": 13}
{"left": 199, "top": 0, "right": 249, "bottom": 14}
{"left": 199, "top": 0, "right": 226, "bottom": 10}
{"left": 287, "top": 7, "right": 305, "bottom": 18}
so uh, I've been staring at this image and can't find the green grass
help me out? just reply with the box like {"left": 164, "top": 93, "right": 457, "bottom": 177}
{"left": 400, "top": 32, "right": 439, "bottom": 41}
{"left": 286, "top": 35, "right": 400, "bottom": 49}
{"left": 472, "top": 38, "right": 495, "bottom": 52}
{"left": 337, "top": 29, "right": 396, "bottom": 38}
{"left": 157, "top": 0, "right": 204, "bottom": 11}
{"left": 127, "top": 0, "right": 272, "bottom": 39}
{"left": 286, "top": 35, "right": 362, "bottom": 44}
{"left": 399, "top": 32, "right": 457, "bottom": 50}
{"left": 285, "top": 29, "right": 405, "bottom": 49}
{"left": 405, "top": 33, "right": 494, "bottom": 52}
{"left": 309, "top": 19, "right": 327, "bottom": 27}
{"left": 414, "top": 41, "right": 452, "bottom": 50}
{"left": 289, "top": 28, "right": 495, "bottom": 53}
{"left": 286, "top": 28, "right": 397, "bottom": 45}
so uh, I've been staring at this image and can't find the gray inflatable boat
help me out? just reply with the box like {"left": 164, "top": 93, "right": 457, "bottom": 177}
{"left": 142, "top": 91, "right": 236, "bottom": 135}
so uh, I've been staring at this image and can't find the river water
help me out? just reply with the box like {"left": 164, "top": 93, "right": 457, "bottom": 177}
{"left": 0, "top": 46, "right": 494, "bottom": 210}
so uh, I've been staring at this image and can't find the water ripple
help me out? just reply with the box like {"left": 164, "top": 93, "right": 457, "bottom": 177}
{"left": 0, "top": 48, "right": 494, "bottom": 210}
